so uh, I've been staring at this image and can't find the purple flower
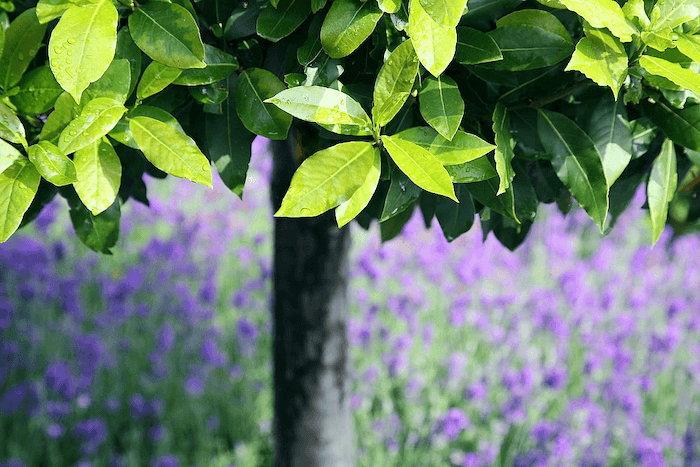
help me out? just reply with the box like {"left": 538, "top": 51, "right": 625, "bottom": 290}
{"left": 46, "top": 423, "right": 65, "bottom": 438}
{"left": 72, "top": 418, "right": 107, "bottom": 455}
{"left": 531, "top": 420, "right": 557, "bottom": 446}
{"left": 201, "top": 337, "right": 227, "bottom": 367}
{"left": 0, "top": 460, "right": 27, "bottom": 467}
{"left": 435, "top": 408, "right": 470, "bottom": 441}
{"left": 230, "top": 364, "right": 243, "bottom": 379}
{"left": 0, "top": 382, "right": 38, "bottom": 416}
{"left": 447, "top": 352, "right": 468, "bottom": 383}
{"left": 543, "top": 366, "right": 567, "bottom": 389}
{"left": 152, "top": 455, "right": 180, "bottom": 467}
{"left": 350, "top": 394, "right": 363, "bottom": 411}
{"left": 129, "top": 394, "right": 149, "bottom": 419}
{"left": 45, "top": 360, "right": 77, "bottom": 400}
{"left": 0, "top": 297, "right": 13, "bottom": 330}
{"left": 185, "top": 374, "right": 205, "bottom": 396}
{"left": 105, "top": 397, "right": 120, "bottom": 413}
{"left": 149, "top": 425, "right": 165, "bottom": 443}
{"left": 72, "top": 333, "right": 106, "bottom": 376}
{"left": 156, "top": 323, "right": 176, "bottom": 353}
{"left": 207, "top": 416, "right": 220, "bottom": 430}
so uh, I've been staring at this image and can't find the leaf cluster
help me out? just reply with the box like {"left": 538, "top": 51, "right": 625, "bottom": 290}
{"left": 2, "top": 0, "right": 700, "bottom": 251}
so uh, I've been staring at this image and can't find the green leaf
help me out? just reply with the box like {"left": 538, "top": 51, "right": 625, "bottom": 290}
{"left": 83, "top": 59, "right": 132, "bottom": 104}
{"left": 538, "top": 109, "right": 609, "bottom": 231}
{"left": 497, "top": 9, "right": 572, "bottom": 42}
{"left": 205, "top": 74, "right": 256, "bottom": 198}
{"left": 467, "top": 176, "right": 518, "bottom": 221}
{"left": 493, "top": 102, "right": 515, "bottom": 196}
{"left": 65, "top": 188, "right": 120, "bottom": 254}
{"left": 48, "top": 0, "right": 118, "bottom": 103}
{"left": 73, "top": 137, "right": 122, "bottom": 215}
{"left": 129, "top": 2, "right": 206, "bottom": 69}
{"left": 236, "top": 68, "right": 292, "bottom": 140}
{"left": 647, "top": 138, "right": 677, "bottom": 245}
{"left": 0, "top": 101, "right": 27, "bottom": 148}
{"left": 335, "top": 146, "right": 381, "bottom": 227}
{"left": 27, "top": 141, "right": 77, "bottom": 186}
{"left": 676, "top": 33, "right": 700, "bottom": 64}
{"left": 320, "top": 0, "right": 383, "bottom": 59}
{"left": 418, "top": 0, "right": 467, "bottom": 28}
{"left": 137, "top": 61, "right": 182, "bottom": 100}
{"left": 129, "top": 116, "right": 212, "bottom": 187}
{"left": 408, "top": 0, "right": 456, "bottom": 77}
{"left": 565, "top": 27, "right": 628, "bottom": 99}
{"left": 649, "top": 0, "right": 699, "bottom": 33}
{"left": 588, "top": 93, "right": 632, "bottom": 186}
{"left": 419, "top": 75, "right": 464, "bottom": 141}
{"left": 455, "top": 27, "right": 503, "bottom": 65}
{"left": 640, "top": 55, "right": 700, "bottom": 95}
{"left": 0, "top": 9, "right": 47, "bottom": 92}
{"left": 642, "top": 99, "right": 700, "bottom": 151}
{"left": 485, "top": 25, "right": 575, "bottom": 71}
{"left": 257, "top": 0, "right": 311, "bottom": 42}
{"left": 380, "top": 202, "right": 414, "bottom": 241}
{"left": 59, "top": 97, "right": 126, "bottom": 155}
{"left": 225, "top": 0, "right": 265, "bottom": 40}
{"left": 36, "top": 0, "right": 88, "bottom": 23}
{"left": 0, "top": 157, "right": 40, "bottom": 243}
{"left": 380, "top": 168, "right": 422, "bottom": 221}
{"left": 109, "top": 106, "right": 184, "bottom": 150}
{"left": 312, "top": 0, "right": 327, "bottom": 13}
{"left": 556, "top": 0, "right": 637, "bottom": 42}
{"left": 8, "top": 66, "right": 62, "bottom": 116}
{"left": 372, "top": 39, "right": 419, "bottom": 127}
{"left": 378, "top": 0, "right": 401, "bottom": 14}
{"left": 393, "top": 126, "right": 495, "bottom": 165}
{"left": 445, "top": 157, "right": 497, "bottom": 183}
{"left": 622, "top": 0, "right": 650, "bottom": 30}
{"left": 114, "top": 27, "right": 142, "bottom": 99}
{"left": 435, "top": 183, "right": 474, "bottom": 241}
{"left": 276, "top": 141, "right": 378, "bottom": 217}
{"left": 172, "top": 45, "right": 238, "bottom": 86}
{"left": 39, "top": 92, "right": 79, "bottom": 143}
{"left": 265, "top": 85, "right": 373, "bottom": 136}
{"left": 381, "top": 134, "right": 457, "bottom": 201}
{"left": 297, "top": 13, "right": 325, "bottom": 66}
{"left": 0, "top": 139, "right": 24, "bottom": 175}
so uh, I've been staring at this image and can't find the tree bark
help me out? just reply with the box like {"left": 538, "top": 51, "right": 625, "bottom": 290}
{"left": 269, "top": 130, "right": 356, "bottom": 467}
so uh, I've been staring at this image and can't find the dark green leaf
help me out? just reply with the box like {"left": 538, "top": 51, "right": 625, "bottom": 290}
{"left": 643, "top": 99, "right": 700, "bottom": 151}
{"left": 419, "top": 75, "right": 464, "bottom": 140}
{"left": 538, "top": 109, "right": 609, "bottom": 231}
{"left": 9, "top": 66, "right": 63, "bottom": 116}
{"left": 65, "top": 187, "right": 120, "bottom": 254}
{"left": 445, "top": 157, "right": 498, "bottom": 183}
{"left": 647, "top": 138, "right": 677, "bottom": 245}
{"left": 380, "top": 168, "right": 422, "bottom": 221}
{"left": 468, "top": 176, "right": 518, "bottom": 221}
{"left": 485, "top": 25, "right": 574, "bottom": 71}
{"left": 455, "top": 27, "right": 503, "bottom": 65}
{"left": 236, "top": 68, "right": 292, "bottom": 140}
{"left": 257, "top": 0, "right": 311, "bottom": 42}
{"left": 380, "top": 202, "right": 414, "bottom": 241}
{"left": 83, "top": 59, "right": 132, "bottom": 104}
{"left": 297, "top": 13, "right": 325, "bottom": 65}
{"left": 588, "top": 93, "right": 632, "bottom": 186}
{"left": 493, "top": 102, "right": 515, "bottom": 195}
{"left": 114, "top": 27, "right": 142, "bottom": 99}
{"left": 435, "top": 183, "right": 474, "bottom": 241}
{"left": 0, "top": 9, "right": 47, "bottom": 91}
{"left": 225, "top": 0, "right": 264, "bottom": 40}
{"left": 129, "top": 2, "right": 205, "bottom": 69}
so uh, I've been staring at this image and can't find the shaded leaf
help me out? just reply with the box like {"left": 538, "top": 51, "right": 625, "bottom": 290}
{"left": 538, "top": 109, "right": 609, "bottom": 231}
{"left": 380, "top": 168, "right": 421, "bottom": 221}
{"left": 588, "top": 93, "right": 632, "bottom": 186}
{"left": 445, "top": 157, "right": 498, "bottom": 182}
{"left": 642, "top": 99, "right": 700, "bottom": 151}
{"left": 493, "top": 102, "right": 515, "bottom": 195}
{"left": 455, "top": 27, "right": 503, "bottom": 65}
{"left": 468, "top": 176, "right": 518, "bottom": 221}
{"left": 172, "top": 45, "right": 238, "bottom": 86}
{"left": 65, "top": 187, "right": 120, "bottom": 254}
{"left": 435, "top": 183, "right": 474, "bottom": 241}
{"left": 83, "top": 59, "right": 132, "bottom": 104}
{"left": 39, "top": 92, "right": 79, "bottom": 143}
{"left": 486, "top": 25, "right": 574, "bottom": 71}
{"left": 236, "top": 68, "right": 292, "bottom": 140}
{"left": 129, "top": 2, "right": 205, "bottom": 69}
{"left": 114, "top": 27, "right": 142, "bottom": 99}
{"left": 276, "top": 141, "right": 377, "bottom": 217}
{"left": 0, "top": 9, "right": 47, "bottom": 92}
{"left": 257, "top": 0, "right": 311, "bottom": 42}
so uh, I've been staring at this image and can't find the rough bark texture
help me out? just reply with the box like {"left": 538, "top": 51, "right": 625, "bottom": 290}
{"left": 269, "top": 131, "right": 355, "bottom": 467}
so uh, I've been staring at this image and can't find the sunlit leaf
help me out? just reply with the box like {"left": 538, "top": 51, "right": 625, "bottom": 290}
{"left": 59, "top": 97, "right": 126, "bottom": 155}
{"left": 335, "top": 147, "right": 381, "bottom": 227}
{"left": 27, "top": 141, "right": 77, "bottom": 186}
{"left": 393, "top": 126, "right": 495, "bottom": 165}
{"left": 137, "top": 61, "right": 183, "bottom": 100}
{"left": 73, "top": 138, "right": 122, "bottom": 215}
{"left": 0, "top": 101, "right": 27, "bottom": 148}
{"left": 0, "top": 9, "right": 47, "bottom": 92}
{"left": 372, "top": 39, "right": 419, "bottom": 127}
{"left": 320, "top": 0, "right": 383, "bottom": 59}
{"left": 556, "top": 0, "right": 637, "bottom": 42}
{"left": 408, "top": 0, "right": 456, "bottom": 77}
{"left": 640, "top": 55, "right": 700, "bottom": 95}
{"left": 493, "top": 102, "right": 515, "bottom": 196}
{"left": 419, "top": 75, "right": 463, "bottom": 141}
{"left": 418, "top": 0, "right": 468, "bottom": 28}
{"left": 0, "top": 157, "right": 40, "bottom": 243}
{"left": 647, "top": 138, "right": 677, "bottom": 245}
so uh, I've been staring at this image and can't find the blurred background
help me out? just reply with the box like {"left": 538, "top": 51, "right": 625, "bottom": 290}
{"left": 1, "top": 137, "right": 699, "bottom": 467}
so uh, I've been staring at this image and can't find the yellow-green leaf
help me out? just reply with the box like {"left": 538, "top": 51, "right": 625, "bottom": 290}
{"left": 639, "top": 55, "right": 700, "bottom": 95}
{"left": 0, "top": 157, "right": 40, "bottom": 243}
{"left": 372, "top": 39, "right": 419, "bottom": 128}
{"left": 408, "top": 0, "right": 456, "bottom": 77}
{"left": 676, "top": 34, "right": 700, "bottom": 64}
{"left": 418, "top": 0, "right": 467, "bottom": 28}
{"left": 335, "top": 146, "right": 381, "bottom": 227}
{"left": 557, "top": 0, "right": 637, "bottom": 42}
{"left": 565, "top": 27, "right": 628, "bottom": 99}
{"left": 265, "top": 85, "right": 373, "bottom": 136}
{"left": 59, "top": 97, "right": 127, "bottom": 155}
{"left": 129, "top": 116, "right": 212, "bottom": 188}
{"left": 0, "top": 139, "right": 23, "bottom": 175}
{"left": 49, "top": 0, "right": 118, "bottom": 103}
{"left": 393, "top": 126, "right": 495, "bottom": 165}
{"left": 381, "top": 134, "right": 457, "bottom": 201}
{"left": 320, "top": 0, "right": 383, "bottom": 59}
{"left": 276, "top": 141, "right": 377, "bottom": 217}
{"left": 73, "top": 138, "right": 122, "bottom": 215}
{"left": 27, "top": 141, "right": 77, "bottom": 186}
{"left": 0, "top": 101, "right": 27, "bottom": 148}
{"left": 137, "top": 61, "right": 183, "bottom": 100}
{"left": 647, "top": 138, "right": 677, "bottom": 246}
{"left": 493, "top": 102, "right": 515, "bottom": 196}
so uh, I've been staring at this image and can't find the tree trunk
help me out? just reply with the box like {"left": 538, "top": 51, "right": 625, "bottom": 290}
{"left": 269, "top": 130, "right": 356, "bottom": 467}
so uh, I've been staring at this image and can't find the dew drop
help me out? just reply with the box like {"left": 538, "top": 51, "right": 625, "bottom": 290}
{"left": 69, "top": 130, "right": 77, "bottom": 136}
{"left": 67, "top": 38, "right": 77, "bottom": 44}
{"left": 53, "top": 47, "right": 62, "bottom": 54}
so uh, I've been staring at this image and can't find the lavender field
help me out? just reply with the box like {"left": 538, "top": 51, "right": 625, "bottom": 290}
{"left": 1, "top": 138, "right": 700, "bottom": 467}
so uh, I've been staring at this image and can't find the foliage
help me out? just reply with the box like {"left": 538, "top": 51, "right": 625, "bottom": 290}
{"left": 2, "top": 0, "right": 700, "bottom": 249}
{"left": 2, "top": 146, "right": 700, "bottom": 466}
